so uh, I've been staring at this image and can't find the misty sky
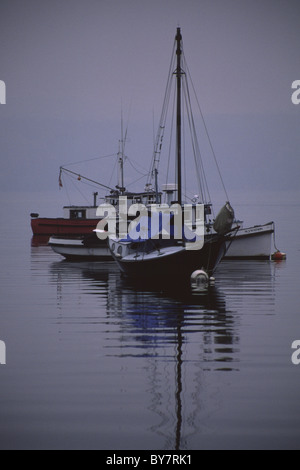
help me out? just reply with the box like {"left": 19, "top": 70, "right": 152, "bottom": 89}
{"left": 0, "top": 0, "right": 300, "bottom": 208}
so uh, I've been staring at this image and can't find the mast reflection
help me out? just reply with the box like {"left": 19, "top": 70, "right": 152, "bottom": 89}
{"left": 48, "top": 259, "right": 242, "bottom": 449}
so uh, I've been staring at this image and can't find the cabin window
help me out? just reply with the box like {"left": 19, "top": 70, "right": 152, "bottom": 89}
{"left": 70, "top": 210, "right": 86, "bottom": 220}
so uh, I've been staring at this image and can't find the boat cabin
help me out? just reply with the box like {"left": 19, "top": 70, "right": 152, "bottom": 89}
{"left": 62, "top": 190, "right": 163, "bottom": 221}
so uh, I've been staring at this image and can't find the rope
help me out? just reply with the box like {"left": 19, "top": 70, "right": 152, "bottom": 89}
{"left": 126, "top": 173, "right": 151, "bottom": 189}
{"left": 148, "top": 42, "right": 177, "bottom": 187}
{"left": 272, "top": 222, "right": 280, "bottom": 252}
{"left": 126, "top": 157, "right": 150, "bottom": 177}
{"left": 183, "top": 53, "right": 230, "bottom": 202}
{"left": 165, "top": 85, "right": 177, "bottom": 189}
{"left": 60, "top": 167, "right": 114, "bottom": 191}
{"left": 182, "top": 75, "right": 211, "bottom": 204}
{"left": 148, "top": 38, "right": 230, "bottom": 208}
{"left": 61, "top": 173, "right": 72, "bottom": 206}
{"left": 66, "top": 174, "right": 92, "bottom": 205}
{"left": 108, "top": 156, "right": 118, "bottom": 188}
{"left": 61, "top": 153, "right": 117, "bottom": 167}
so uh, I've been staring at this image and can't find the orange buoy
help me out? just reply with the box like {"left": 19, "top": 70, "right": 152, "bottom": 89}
{"left": 271, "top": 251, "right": 287, "bottom": 261}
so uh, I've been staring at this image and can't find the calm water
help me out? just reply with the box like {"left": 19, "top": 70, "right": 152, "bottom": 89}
{"left": 0, "top": 192, "right": 300, "bottom": 450}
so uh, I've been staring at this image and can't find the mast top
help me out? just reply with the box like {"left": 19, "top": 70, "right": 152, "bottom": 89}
{"left": 176, "top": 28, "right": 182, "bottom": 59}
{"left": 176, "top": 27, "right": 182, "bottom": 44}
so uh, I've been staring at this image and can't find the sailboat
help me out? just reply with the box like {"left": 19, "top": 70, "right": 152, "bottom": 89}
{"left": 108, "top": 28, "right": 235, "bottom": 283}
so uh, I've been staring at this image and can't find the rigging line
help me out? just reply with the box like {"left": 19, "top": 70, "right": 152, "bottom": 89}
{"left": 149, "top": 83, "right": 172, "bottom": 184}
{"left": 124, "top": 98, "right": 133, "bottom": 147}
{"left": 66, "top": 173, "right": 92, "bottom": 205}
{"left": 125, "top": 173, "right": 150, "bottom": 188}
{"left": 182, "top": 96, "right": 187, "bottom": 202}
{"left": 152, "top": 108, "right": 156, "bottom": 148}
{"left": 183, "top": 75, "right": 212, "bottom": 204}
{"left": 60, "top": 167, "right": 114, "bottom": 192}
{"left": 165, "top": 83, "right": 177, "bottom": 188}
{"left": 182, "top": 77, "right": 206, "bottom": 202}
{"left": 126, "top": 156, "right": 150, "bottom": 175}
{"left": 71, "top": 176, "right": 108, "bottom": 194}
{"left": 182, "top": 71, "right": 202, "bottom": 193}
{"left": 61, "top": 173, "right": 72, "bottom": 206}
{"left": 126, "top": 157, "right": 151, "bottom": 177}
{"left": 108, "top": 156, "right": 118, "bottom": 188}
{"left": 183, "top": 69, "right": 211, "bottom": 202}
{"left": 183, "top": 53, "right": 230, "bottom": 201}
{"left": 148, "top": 42, "right": 177, "bottom": 186}
{"left": 182, "top": 98, "right": 194, "bottom": 205}
{"left": 61, "top": 153, "right": 118, "bottom": 167}
{"left": 183, "top": 192, "right": 197, "bottom": 202}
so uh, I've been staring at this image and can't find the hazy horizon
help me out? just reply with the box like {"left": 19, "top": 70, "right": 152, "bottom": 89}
{"left": 1, "top": 0, "right": 300, "bottom": 203}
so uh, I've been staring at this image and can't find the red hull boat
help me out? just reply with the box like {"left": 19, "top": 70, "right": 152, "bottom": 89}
{"left": 30, "top": 200, "right": 101, "bottom": 236}
{"left": 30, "top": 191, "right": 161, "bottom": 237}
{"left": 31, "top": 216, "right": 99, "bottom": 236}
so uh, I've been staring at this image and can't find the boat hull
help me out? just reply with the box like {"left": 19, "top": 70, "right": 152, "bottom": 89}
{"left": 110, "top": 236, "right": 226, "bottom": 282}
{"left": 49, "top": 237, "right": 111, "bottom": 261}
{"left": 47, "top": 222, "right": 275, "bottom": 263}
{"left": 31, "top": 218, "right": 99, "bottom": 236}
{"left": 225, "top": 222, "right": 274, "bottom": 260}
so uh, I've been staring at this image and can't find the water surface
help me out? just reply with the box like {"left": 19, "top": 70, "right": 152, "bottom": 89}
{"left": 0, "top": 193, "right": 299, "bottom": 449}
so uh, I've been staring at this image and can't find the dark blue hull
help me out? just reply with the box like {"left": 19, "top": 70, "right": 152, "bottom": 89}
{"left": 113, "top": 236, "right": 226, "bottom": 283}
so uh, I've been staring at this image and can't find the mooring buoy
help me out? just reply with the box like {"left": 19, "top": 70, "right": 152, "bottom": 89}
{"left": 191, "top": 270, "right": 210, "bottom": 291}
{"left": 271, "top": 251, "right": 287, "bottom": 261}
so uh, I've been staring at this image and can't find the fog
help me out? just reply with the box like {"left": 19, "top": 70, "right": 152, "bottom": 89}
{"left": 0, "top": 0, "right": 299, "bottom": 208}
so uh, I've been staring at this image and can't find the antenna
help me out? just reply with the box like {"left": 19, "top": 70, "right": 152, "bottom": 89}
{"left": 117, "top": 106, "right": 126, "bottom": 193}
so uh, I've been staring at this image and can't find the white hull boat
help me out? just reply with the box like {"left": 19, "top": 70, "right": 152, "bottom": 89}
{"left": 49, "top": 234, "right": 111, "bottom": 261}
{"left": 49, "top": 221, "right": 281, "bottom": 262}
{"left": 225, "top": 222, "right": 275, "bottom": 259}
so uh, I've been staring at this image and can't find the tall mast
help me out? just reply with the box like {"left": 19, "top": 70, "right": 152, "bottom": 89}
{"left": 175, "top": 27, "right": 182, "bottom": 206}
{"left": 118, "top": 109, "right": 125, "bottom": 194}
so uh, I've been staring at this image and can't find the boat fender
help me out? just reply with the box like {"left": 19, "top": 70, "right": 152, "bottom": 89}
{"left": 191, "top": 270, "right": 209, "bottom": 290}
{"left": 213, "top": 202, "right": 235, "bottom": 235}
{"left": 271, "top": 251, "right": 287, "bottom": 261}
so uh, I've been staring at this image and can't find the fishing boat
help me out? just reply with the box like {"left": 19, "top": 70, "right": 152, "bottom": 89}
{"left": 48, "top": 231, "right": 111, "bottom": 261}
{"left": 31, "top": 191, "right": 103, "bottom": 237}
{"left": 48, "top": 141, "right": 163, "bottom": 260}
{"left": 31, "top": 170, "right": 160, "bottom": 237}
{"left": 31, "top": 111, "right": 162, "bottom": 240}
{"left": 109, "top": 28, "right": 235, "bottom": 282}
{"left": 225, "top": 221, "right": 275, "bottom": 259}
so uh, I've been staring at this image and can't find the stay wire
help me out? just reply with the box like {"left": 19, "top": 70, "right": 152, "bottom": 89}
{"left": 182, "top": 74, "right": 211, "bottom": 204}
{"left": 108, "top": 156, "right": 118, "bottom": 189}
{"left": 183, "top": 52, "right": 230, "bottom": 202}
{"left": 62, "top": 153, "right": 117, "bottom": 168}
{"left": 165, "top": 84, "right": 177, "bottom": 189}
{"left": 61, "top": 173, "right": 72, "bottom": 206}
{"left": 63, "top": 172, "right": 94, "bottom": 205}
{"left": 148, "top": 42, "right": 177, "bottom": 186}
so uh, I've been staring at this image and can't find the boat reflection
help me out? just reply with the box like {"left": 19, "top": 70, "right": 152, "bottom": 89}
{"left": 47, "top": 259, "right": 241, "bottom": 449}
{"left": 31, "top": 235, "right": 51, "bottom": 247}
{"left": 31, "top": 238, "right": 279, "bottom": 449}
